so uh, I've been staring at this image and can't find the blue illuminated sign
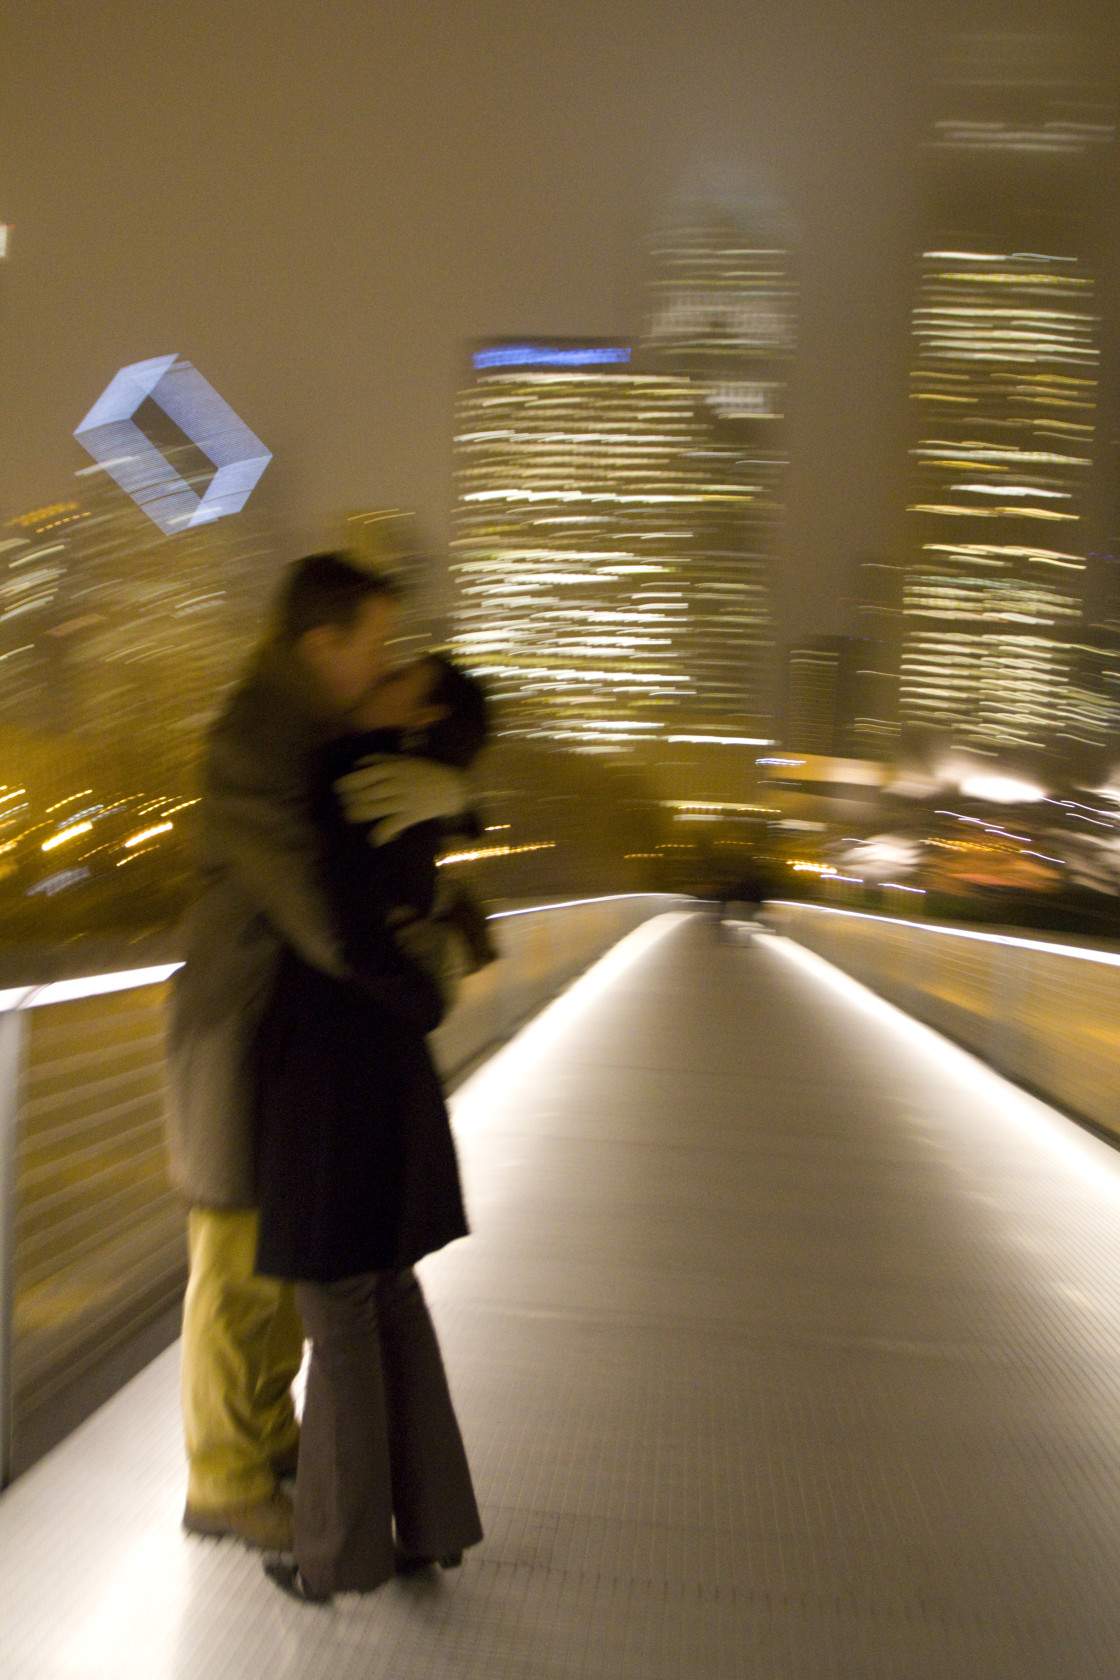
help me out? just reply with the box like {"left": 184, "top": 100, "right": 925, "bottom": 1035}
{"left": 473, "top": 345, "right": 632, "bottom": 371}
{"left": 74, "top": 355, "right": 272, "bottom": 536}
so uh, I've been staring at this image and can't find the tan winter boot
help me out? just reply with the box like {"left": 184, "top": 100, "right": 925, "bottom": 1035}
{"left": 183, "top": 1490, "right": 294, "bottom": 1550}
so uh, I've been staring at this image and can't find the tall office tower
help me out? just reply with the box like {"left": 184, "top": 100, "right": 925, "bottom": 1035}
{"left": 0, "top": 501, "right": 90, "bottom": 740}
{"left": 852, "top": 556, "right": 904, "bottom": 757}
{"left": 784, "top": 636, "right": 868, "bottom": 757}
{"left": 639, "top": 205, "right": 793, "bottom": 740}
{"left": 450, "top": 209, "right": 793, "bottom": 799}
{"left": 0, "top": 460, "right": 274, "bottom": 805}
{"left": 63, "top": 457, "right": 272, "bottom": 796}
{"left": 452, "top": 341, "right": 705, "bottom": 752}
{"left": 900, "top": 36, "right": 1115, "bottom": 761}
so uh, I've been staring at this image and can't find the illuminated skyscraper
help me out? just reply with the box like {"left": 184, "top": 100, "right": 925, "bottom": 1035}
{"left": 784, "top": 636, "right": 869, "bottom": 757}
{"left": 453, "top": 341, "right": 702, "bottom": 752}
{"left": 0, "top": 459, "right": 274, "bottom": 801}
{"left": 851, "top": 556, "right": 904, "bottom": 756}
{"left": 900, "top": 36, "right": 1115, "bottom": 757}
{"left": 61, "top": 457, "right": 274, "bottom": 794}
{"left": 450, "top": 208, "right": 793, "bottom": 793}
{"left": 0, "top": 501, "right": 90, "bottom": 738}
{"left": 640, "top": 205, "right": 793, "bottom": 743}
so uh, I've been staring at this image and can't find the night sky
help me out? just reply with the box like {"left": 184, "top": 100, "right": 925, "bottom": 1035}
{"left": 2, "top": 0, "right": 1115, "bottom": 645}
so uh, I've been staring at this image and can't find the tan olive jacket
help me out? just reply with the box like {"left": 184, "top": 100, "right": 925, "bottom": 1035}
{"left": 164, "top": 641, "right": 347, "bottom": 1207}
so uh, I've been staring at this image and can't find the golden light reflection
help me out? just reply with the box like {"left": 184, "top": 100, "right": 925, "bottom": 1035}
{"left": 123, "top": 822, "right": 173, "bottom": 849}
{"left": 41, "top": 822, "right": 93, "bottom": 851}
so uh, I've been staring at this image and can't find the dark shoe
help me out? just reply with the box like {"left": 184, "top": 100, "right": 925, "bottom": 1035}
{"left": 263, "top": 1556, "right": 332, "bottom": 1605}
{"left": 183, "top": 1491, "right": 294, "bottom": 1551}
{"left": 393, "top": 1546, "right": 464, "bottom": 1578}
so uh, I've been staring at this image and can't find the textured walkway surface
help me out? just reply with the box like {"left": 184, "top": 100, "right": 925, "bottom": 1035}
{"left": 4, "top": 912, "right": 1120, "bottom": 1678}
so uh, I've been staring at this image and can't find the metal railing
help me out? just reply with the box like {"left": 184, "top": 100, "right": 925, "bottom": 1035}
{"left": 767, "top": 900, "right": 1120, "bottom": 1144}
{"left": 0, "top": 893, "right": 686, "bottom": 1485}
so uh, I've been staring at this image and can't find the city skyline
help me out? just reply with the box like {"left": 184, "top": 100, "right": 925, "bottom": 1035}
{"left": 5, "top": 5, "right": 1117, "bottom": 658}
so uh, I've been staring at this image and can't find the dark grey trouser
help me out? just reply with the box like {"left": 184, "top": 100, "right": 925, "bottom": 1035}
{"left": 293, "top": 1268, "right": 483, "bottom": 1594}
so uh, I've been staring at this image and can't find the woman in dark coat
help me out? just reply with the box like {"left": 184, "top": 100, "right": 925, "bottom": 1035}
{"left": 254, "top": 656, "right": 489, "bottom": 1601}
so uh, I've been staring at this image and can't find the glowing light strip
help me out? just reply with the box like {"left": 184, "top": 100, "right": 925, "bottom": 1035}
{"left": 0, "top": 898, "right": 688, "bottom": 1011}
{"left": 473, "top": 346, "right": 632, "bottom": 370}
{"left": 0, "top": 963, "right": 183, "bottom": 1014}
{"left": 769, "top": 901, "right": 1120, "bottom": 968}
{"left": 437, "top": 842, "right": 555, "bottom": 866}
{"left": 488, "top": 893, "right": 683, "bottom": 921}
{"left": 667, "top": 734, "right": 773, "bottom": 745}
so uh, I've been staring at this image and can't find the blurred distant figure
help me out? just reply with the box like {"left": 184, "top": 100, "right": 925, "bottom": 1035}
{"left": 726, "top": 864, "right": 767, "bottom": 944}
{"left": 166, "top": 555, "right": 469, "bottom": 1553}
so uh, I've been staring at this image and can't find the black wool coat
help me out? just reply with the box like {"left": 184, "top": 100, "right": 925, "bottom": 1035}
{"left": 253, "top": 732, "right": 469, "bottom": 1283}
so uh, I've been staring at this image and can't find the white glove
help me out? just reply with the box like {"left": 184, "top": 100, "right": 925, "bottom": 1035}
{"left": 333, "top": 755, "right": 468, "bottom": 846}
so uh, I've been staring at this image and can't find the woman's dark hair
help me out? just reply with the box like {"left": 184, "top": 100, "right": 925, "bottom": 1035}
{"left": 418, "top": 655, "right": 490, "bottom": 769}
{"left": 274, "top": 552, "right": 397, "bottom": 641}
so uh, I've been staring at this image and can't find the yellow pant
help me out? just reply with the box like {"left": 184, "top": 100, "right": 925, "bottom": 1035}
{"left": 181, "top": 1207, "right": 304, "bottom": 1509}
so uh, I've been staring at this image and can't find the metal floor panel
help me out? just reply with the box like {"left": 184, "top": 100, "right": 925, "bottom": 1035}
{"left": 4, "top": 913, "right": 1120, "bottom": 1677}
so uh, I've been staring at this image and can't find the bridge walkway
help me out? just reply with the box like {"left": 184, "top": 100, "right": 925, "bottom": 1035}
{"left": 2, "top": 912, "right": 1120, "bottom": 1677}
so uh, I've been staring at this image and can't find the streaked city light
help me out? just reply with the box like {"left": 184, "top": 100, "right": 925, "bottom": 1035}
{"left": 41, "top": 821, "right": 92, "bottom": 851}
{"left": 957, "top": 774, "right": 1046, "bottom": 804}
{"left": 123, "top": 822, "right": 173, "bottom": 848}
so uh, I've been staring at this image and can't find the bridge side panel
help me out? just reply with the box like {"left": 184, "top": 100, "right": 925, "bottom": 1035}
{"left": 768, "top": 902, "right": 1120, "bottom": 1142}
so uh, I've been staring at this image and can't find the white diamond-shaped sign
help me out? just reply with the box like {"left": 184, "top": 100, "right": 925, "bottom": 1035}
{"left": 74, "top": 355, "right": 272, "bottom": 535}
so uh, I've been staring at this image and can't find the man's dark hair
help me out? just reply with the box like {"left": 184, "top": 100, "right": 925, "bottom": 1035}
{"left": 275, "top": 552, "right": 397, "bottom": 641}
{"left": 420, "top": 655, "right": 491, "bottom": 769}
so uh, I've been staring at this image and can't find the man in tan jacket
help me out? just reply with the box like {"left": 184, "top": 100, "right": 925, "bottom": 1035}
{"left": 167, "top": 552, "right": 467, "bottom": 1549}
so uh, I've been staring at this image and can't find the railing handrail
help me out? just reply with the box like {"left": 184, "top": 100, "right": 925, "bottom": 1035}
{"left": 768, "top": 899, "right": 1120, "bottom": 970}
{"left": 0, "top": 893, "right": 688, "bottom": 1013}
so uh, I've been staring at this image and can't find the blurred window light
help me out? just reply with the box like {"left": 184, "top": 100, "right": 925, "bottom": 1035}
{"left": 705, "top": 381, "right": 782, "bottom": 418}
{"left": 26, "top": 868, "right": 90, "bottom": 897}
{"left": 950, "top": 485, "right": 1070, "bottom": 499}
{"left": 73, "top": 355, "right": 271, "bottom": 535}
{"left": 667, "top": 734, "right": 772, "bottom": 745}
{"left": 45, "top": 790, "right": 93, "bottom": 813}
{"left": 926, "top": 250, "right": 1007, "bottom": 262}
